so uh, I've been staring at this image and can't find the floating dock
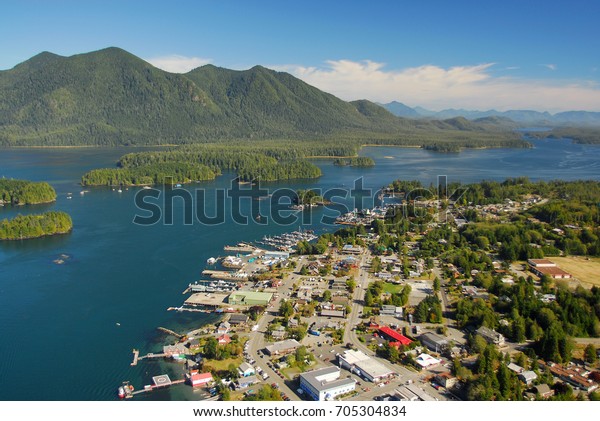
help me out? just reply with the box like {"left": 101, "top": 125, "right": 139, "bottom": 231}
{"left": 130, "top": 349, "right": 140, "bottom": 366}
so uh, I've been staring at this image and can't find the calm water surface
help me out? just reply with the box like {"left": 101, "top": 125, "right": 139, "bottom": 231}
{"left": 0, "top": 139, "right": 598, "bottom": 400}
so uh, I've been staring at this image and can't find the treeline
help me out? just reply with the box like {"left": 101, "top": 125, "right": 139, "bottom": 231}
{"left": 332, "top": 157, "right": 375, "bottom": 167}
{"left": 81, "top": 162, "right": 217, "bottom": 186}
{"left": 0, "top": 211, "right": 72, "bottom": 240}
{"left": 0, "top": 179, "right": 56, "bottom": 205}
{"left": 526, "top": 127, "right": 600, "bottom": 144}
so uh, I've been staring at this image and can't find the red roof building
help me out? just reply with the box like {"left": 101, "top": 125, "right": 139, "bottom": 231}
{"left": 218, "top": 334, "right": 232, "bottom": 344}
{"left": 190, "top": 372, "right": 213, "bottom": 387}
{"left": 379, "top": 327, "right": 412, "bottom": 346}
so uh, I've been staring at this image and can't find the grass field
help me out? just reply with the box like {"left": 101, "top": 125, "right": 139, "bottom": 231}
{"left": 551, "top": 256, "right": 600, "bottom": 286}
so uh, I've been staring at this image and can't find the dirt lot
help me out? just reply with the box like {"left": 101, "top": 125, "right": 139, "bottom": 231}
{"left": 551, "top": 256, "right": 600, "bottom": 286}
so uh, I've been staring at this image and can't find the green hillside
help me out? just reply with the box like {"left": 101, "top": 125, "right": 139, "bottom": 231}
{"left": 0, "top": 47, "right": 526, "bottom": 149}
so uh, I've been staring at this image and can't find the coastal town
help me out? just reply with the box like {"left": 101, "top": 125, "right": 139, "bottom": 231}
{"left": 121, "top": 180, "right": 600, "bottom": 402}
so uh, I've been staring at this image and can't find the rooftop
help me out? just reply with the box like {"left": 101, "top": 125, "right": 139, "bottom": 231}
{"left": 300, "top": 366, "right": 356, "bottom": 392}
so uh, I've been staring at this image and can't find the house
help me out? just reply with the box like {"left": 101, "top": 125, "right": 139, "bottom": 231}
{"left": 237, "top": 375, "right": 259, "bottom": 389}
{"left": 297, "top": 286, "right": 313, "bottom": 301}
{"left": 476, "top": 326, "right": 505, "bottom": 346}
{"left": 519, "top": 370, "right": 538, "bottom": 385}
{"left": 217, "top": 321, "right": 231, "bottom": 334}
{"left": 272, "top": 326, "right": 287, "bottom": 339}
{"left": 238, "top": 362, "right": 255, "bottom": 377}
{"left": 188, "top": 338, "right": 201, "bottom": 351}
{"left": 217, "top": 334, "right": 231, "bottom": 345}
{"left": 507, "top": 363, "right": 524, "bottom": 374}
{"left": 190, "top": 372, "right": 213, "bottom": 388}
{"left": 228, "top": 313, "right": 249, "bottom": 326}
{"left": 539, "top": 361, "right": 598, "bottom": 392}
{"left": 533, "top": 384, "right": 554, "bottom": 399}
{"left": 288, "top": 318, "right": 299, "bottom": 328}
{"left": 299, "top": 366, "right": 356, "bottom": 401}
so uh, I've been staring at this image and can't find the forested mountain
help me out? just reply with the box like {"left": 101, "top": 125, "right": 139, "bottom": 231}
{"left": 0, "top": 47, "right": 524, "bottom": 148}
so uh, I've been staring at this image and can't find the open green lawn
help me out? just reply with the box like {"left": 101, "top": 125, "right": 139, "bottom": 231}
{"left": 203, "top": 356, "right": 243, "bottom": 371}
{"left": 382, "top": 283, "right": 404, "bottom": 294}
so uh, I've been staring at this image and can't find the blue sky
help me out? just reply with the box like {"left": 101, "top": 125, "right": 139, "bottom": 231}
{"left": 1, "top": 0, "right": 599, "bottom": 111}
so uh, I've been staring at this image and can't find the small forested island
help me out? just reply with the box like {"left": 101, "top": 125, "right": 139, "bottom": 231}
{"left": 0, "top": 211, "right": 73, "bottom": 240}
{"left": 0, "top": 179, "right": 57, "bottom": 205}
{"left": 82, "top": 144, "right": 324, "bottom": 185}
{"left": 332, "top": 157, "right": 375, "bottom": 167}
{"left": 295, "top": 189, "right": 331, "bottom": 206}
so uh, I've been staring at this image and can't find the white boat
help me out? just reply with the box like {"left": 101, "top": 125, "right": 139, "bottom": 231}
{"left": 142, "top": 186, "right": 152, "bottom": 190}
{"left": 207, "top": 257, "right": 217, "bottom": 265}
{"left": 117, "top": 189, "right": 123, "bottom": 193}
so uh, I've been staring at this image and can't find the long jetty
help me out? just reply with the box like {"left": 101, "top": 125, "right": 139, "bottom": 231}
{"left": 157, "top": 326, "right": 184, "bottom": 339}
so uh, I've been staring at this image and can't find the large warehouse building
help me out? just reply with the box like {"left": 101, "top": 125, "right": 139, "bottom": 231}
{"left": 338, "top": 349, "right": 395, "bottom": 383}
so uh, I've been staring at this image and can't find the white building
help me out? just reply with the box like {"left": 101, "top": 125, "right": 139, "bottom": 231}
{"left": 299, "top": 366, "right": 356, "bottom": 401}
{"left": 338, "top": 350, "right": 395, "bottom": 383}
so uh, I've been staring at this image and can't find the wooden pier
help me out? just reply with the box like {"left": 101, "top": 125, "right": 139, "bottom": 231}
{"left": 130, "top": 378, "right": 186, "bottom": 396}
{"left": 224, "top": 244, "right": 256, "bottom": 253}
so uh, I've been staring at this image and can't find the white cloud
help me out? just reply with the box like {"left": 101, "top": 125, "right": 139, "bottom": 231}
{"left": 274, "top": 60, "right": 600, "bottom": 112}
{"left": 145, "top": 55, "right": 212, "bottom": 73}
{"left": 542, "top": 63, "right": 557, "bottom": 71}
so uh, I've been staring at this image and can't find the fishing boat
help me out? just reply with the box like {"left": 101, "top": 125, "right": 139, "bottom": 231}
{"left": 206, "top": 257, "right": 217, "bottom": 265}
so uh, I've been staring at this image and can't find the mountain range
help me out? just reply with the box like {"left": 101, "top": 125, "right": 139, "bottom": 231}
{"left": 381, "top": 101, "right": 600, "bottom": 126}
{"left": 0, "top": 47, "right": 525, "bottom": 147}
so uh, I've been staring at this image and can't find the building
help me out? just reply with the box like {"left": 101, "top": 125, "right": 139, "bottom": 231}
{"left": 434, "top": 372, "right": 457, "bottom": 389}
{"left": 264, "top": 339, "right": 301, "bottom": 356}
{"left": 527, "top": 259, "right": 572, "bottom": 279}
{"left": 507, "top": 363, "right": 524, "bottom": 374}
{"left": 297, "top": 286, "right": 313, "bottom": 301}
{"left": 415, "top": 353, "right": 441, "bottom": 369}
{"left": 380, "top": 305, "right": 396, "bottom": 315}
{"left": 163, "top": 343, "right": 190, "bottom": 359}
{"left": 341, "top": 244, "right": 363, "bottom": 255}
{"left": 217, "top": 334, "right": 231, "bottom": 345}
{"left": 338, "top": 350, "right": 395, "bottom": 383}
{"left": 539, "top": 361, "right": 598, "bottom": 392}
{"left": 476, "top": 326, "right": 505, "bottom": 346}
{"left": 378, "top": 326, "right": 413, "bottom": 346}
{"left": 190, "top": 372, "right": 213, "bottom": 387}
{"left": 238, "top": 362, "right": 255, "bottom": 377}
{"left": 394, "top": 384, "right": 435, "bottom": 401}
{"left": 264, "top": 250, "right": 290, "bottom": 260}
{"left": 419, "top": 332, "right": 449, "bottom": 353}
{"left": 299, "top": 366, "right": 356, "bottom": 401}
{"left": 228, "top": 291, "right": 273, "bottom": 306}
